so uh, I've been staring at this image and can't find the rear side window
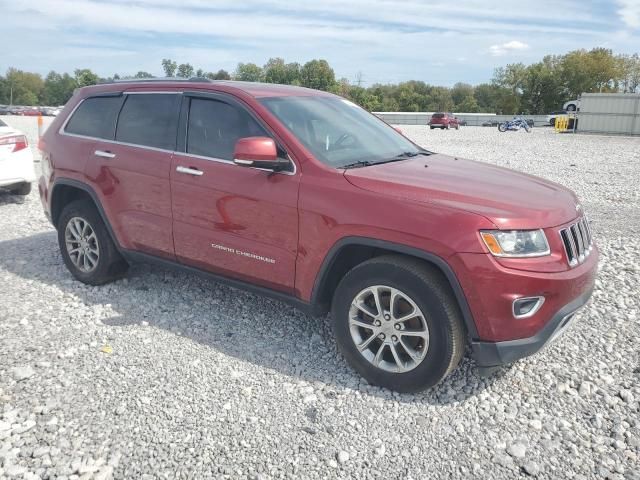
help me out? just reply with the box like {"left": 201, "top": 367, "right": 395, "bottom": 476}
{"left": 187, "top": 97, "right": 268, "bottom": 160}
{"left": 65, "top": 96, "right": 122, "bottom": 139}
{"left": 115, "top": 94, "right": 179, "bottom": 150}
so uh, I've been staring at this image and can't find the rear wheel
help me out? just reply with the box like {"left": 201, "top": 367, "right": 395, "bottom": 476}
{"left": 498, "top": 123, "right": 507, "bottom": 132}
{"left": 430, "top": 126, "right": 434, "bottom": 130}
{"left": 57, "top": 200, "right": 128, "bottom": 285}
{"left": 10, "top": 182, "right": 31, "bottom": 196}
{"left": 331, "top": 255, "right": 465, "bottom": 392}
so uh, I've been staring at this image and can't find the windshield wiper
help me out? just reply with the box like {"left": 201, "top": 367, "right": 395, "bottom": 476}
{"left": 373, "top": 151, "right": 431, "bottom": 165}
{"left": 341, "top": 160, "right": 373, "bottom": 169}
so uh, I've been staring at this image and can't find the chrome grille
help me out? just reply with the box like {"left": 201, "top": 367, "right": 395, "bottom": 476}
{"left": 560, "top": 217, "right": 593, "bottom": 267}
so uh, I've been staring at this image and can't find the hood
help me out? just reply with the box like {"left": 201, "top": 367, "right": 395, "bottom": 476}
{"left": 344, "top": 154, "right": 580, "bottom": 229}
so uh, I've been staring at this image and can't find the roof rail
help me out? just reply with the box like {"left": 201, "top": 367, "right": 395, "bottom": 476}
{"left": 100, "top": 77, "right": 216, "bottom": 84}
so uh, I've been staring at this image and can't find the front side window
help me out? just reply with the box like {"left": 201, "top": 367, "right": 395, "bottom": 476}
{"left": 65, "top": 96, "right": 122, "bottom": 139}
{"left": 260, "top": 96, "right": 422, "bottom": 168}
{"left": 115, "top": 94, "right": 179, "bottom": 150}
{"left": 187, "top": 98, "right": 268, "bottom": 161}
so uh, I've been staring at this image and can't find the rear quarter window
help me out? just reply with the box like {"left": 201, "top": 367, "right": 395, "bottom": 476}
{"left": 65, "top": 96, "right": 122, "bottom": 139}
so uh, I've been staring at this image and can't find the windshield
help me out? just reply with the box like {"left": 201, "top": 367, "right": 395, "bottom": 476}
{"left": 260, "top": 96, "right": 422, "bottom": 168}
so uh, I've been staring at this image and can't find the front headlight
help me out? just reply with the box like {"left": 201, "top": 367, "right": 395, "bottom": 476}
{"left": 480, "top": 229, "right": 550, "bottom": 257}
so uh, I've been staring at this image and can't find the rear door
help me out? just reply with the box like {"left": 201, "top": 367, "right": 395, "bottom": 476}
{"left": 85, "top": 91, "right": 180, "bottom": 259}
{"left": 170, "top": 93, "right": 299, "bottom": 292}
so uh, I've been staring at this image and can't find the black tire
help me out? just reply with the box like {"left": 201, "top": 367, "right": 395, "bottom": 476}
{"left": 455, "top": 124, "right": 459, "bottom": 130}
{"left": 566, "top": 104, "right": 576, "bottom": 112}
{"left": 498, "top": 123, "right": 507, "bottom": 132}
{"left": 10, "top": 182, "right": 31, "bottom": 196}
{"left": 57, "top": 200, "right": 128, "bottom": 285}
{"left": 430, "top": 126, "right": 434, "bottom": 130}
{"left": 331, "top": 255, "right": 465, "bottom": 392}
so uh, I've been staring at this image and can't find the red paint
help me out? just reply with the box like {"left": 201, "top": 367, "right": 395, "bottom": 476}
{"left": 39, "top": 80, "right": 598, "bottom": 345}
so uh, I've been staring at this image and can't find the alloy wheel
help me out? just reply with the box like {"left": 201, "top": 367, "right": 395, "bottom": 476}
{"left": 64, "top": 217, "right": 100, "bottom": 273}
{"left": 348, "top": 285, "right": 430, "bottom": 373}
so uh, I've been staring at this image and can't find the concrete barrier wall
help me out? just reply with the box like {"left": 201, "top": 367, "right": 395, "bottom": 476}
{"left": 373, "top": 112, "right": 551, "bottom": 127}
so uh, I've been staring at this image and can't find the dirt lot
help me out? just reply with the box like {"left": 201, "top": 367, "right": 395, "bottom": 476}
{"left": 1, "top": 116, "right": 639, "bottom": 479}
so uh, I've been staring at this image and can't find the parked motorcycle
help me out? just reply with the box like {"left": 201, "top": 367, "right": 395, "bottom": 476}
{"left": 498, "top": 117, "right": 531, "bottom": 133}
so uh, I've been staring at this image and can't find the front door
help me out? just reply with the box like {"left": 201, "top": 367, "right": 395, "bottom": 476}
{"left": 170, "top": 94, "right": 300, "bottom": 293}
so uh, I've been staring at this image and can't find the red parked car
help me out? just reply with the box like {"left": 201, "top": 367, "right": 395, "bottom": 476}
{"left": 38, "top": 79, "right": 598, "bottom": 392}
{"left": 20, "top": 108, "right": 42, "bottom": 116}
{"left": 429, "top": 112, "right": 460, "bottom": 130}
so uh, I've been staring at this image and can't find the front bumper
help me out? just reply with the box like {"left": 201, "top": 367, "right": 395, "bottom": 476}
{"left": 470, "top": 286, "right": 593, "bottom": 366}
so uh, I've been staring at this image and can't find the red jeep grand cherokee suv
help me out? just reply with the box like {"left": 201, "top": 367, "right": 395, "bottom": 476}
{"left": 429, "top": 112, "right": 460, "bottom": 130}
{"left": 38, "top": 79, "right": 598, "bottom": 392}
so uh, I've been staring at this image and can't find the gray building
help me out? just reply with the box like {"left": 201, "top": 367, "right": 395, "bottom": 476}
{"left": 577, "top": 93, "right": 640, "bottom": 136}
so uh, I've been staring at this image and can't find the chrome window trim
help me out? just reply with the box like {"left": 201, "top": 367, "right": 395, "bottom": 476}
{"left": 175, "top": 151, "right": 297, "bottom": 176}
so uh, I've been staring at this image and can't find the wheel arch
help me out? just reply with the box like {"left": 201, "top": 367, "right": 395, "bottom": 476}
{"left": 310, "top": 237, "right": 479, "bottom": 339}
{"left": 51, "top": 178, "right": 121, "bottom": 249}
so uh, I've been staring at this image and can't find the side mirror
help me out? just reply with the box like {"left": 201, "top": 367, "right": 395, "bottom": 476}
{"left": 233, "top": 137, "right": 289, "bottom": 172}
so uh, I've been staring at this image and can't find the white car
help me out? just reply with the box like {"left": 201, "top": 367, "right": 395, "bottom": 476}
{"left": 0, "top": 119, "right": 36, "bottom": 195}
{"left": 563, "top": 99, "right": 580, "bottom": 111}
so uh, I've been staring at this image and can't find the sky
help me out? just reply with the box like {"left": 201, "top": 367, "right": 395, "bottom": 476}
{"left": 2, "top": 0, "right": 640, "bottom": 86}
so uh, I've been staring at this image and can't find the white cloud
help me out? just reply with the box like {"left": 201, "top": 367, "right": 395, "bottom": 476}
{"left": 488, "top": 40, "right": 530, "bottom": 57}
{"left": 617, "top": 0, "right": 640, "bottom": 28}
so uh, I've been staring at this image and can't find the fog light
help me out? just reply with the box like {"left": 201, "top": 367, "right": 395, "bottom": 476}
{"left": 513, "top": 296, "right": 545, "bottom": 319}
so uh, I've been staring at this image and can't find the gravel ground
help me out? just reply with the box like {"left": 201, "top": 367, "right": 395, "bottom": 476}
{"left": 1, "top": 117, "right": 639, "bottom": 480}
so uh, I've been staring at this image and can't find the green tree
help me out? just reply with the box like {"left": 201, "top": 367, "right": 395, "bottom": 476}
{"left": 451, "top": 83, "right": 478, "bottom": 112}
{"left": 177, "top": 63, "right": 194, "bottom": 78}
{"left": 300, "top": 59, "right": 335, "bottom": 91}
{"left": 74, "top": 68, "right": 99, "bottom": 88}
{"left": 234, "top": 63, "right": 263, "bottom": 82}
{"left": 206, "top": 69, "right": 231, "bottom": 80}
{"left": 1, "top": 68, "right": 44, "bottom": 105}
{"left": 263, "top": 58, "right": 300, "bottom": 85}
{"left": 161, "top": 59, "right": 177, "bottom": 77}
{"left": 42, "top": 71, "right": 76, "bottom": 105}
{"left": 134, "top": 71, "right": 154, "bottom": 78}
{"left": 618, "top": 53, "right": 640, "bottom": 93}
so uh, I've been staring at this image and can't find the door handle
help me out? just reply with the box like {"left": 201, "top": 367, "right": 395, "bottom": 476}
{"left": 94, "top": 150, "right": 116, "bottom": 159}
{"left": 176, "top": 166, "right": 204, "bottom": 176}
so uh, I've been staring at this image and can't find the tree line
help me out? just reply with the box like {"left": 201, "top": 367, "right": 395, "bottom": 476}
{"left": 1, "top": 48, "right": 638, "bottom": 114}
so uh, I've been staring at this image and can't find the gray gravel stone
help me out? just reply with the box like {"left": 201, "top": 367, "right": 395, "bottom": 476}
{"left": 507, "top": 443, "right": 527, "bottom": 458}
{"left": 11, "top": 366, "right": 36, "bottom": 382}
{"left": 523, "top": 461, "right": 540, "bottom": 476}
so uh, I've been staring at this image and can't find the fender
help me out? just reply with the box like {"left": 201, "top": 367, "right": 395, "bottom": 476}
{"left": 51, "top": 177, "right": 122, "bottom": 250}
{"left": 311, "top": 236, "right": 479, "bottom": 339}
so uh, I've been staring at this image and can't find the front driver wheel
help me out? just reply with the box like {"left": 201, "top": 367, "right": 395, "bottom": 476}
{"left": 331, "top": 255, "right": 465, "bottom": 392}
